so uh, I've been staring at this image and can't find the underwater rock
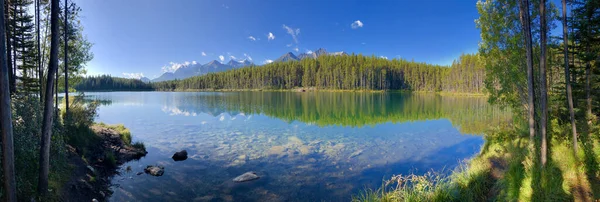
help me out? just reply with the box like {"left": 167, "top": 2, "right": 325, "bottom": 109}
{"left": 172, "top": 150, "right": 188, "bottom": 161}
{"left": 144, "top": 165, "right": 164, "bottom": 176}
{"left": 349, "top": 149, "right": 363, "bottom": 159}
{"left": 233, "top": 171, "right": 260, "bottom": 182}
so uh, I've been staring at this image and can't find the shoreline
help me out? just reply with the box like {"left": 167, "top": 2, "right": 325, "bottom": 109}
{"left": 59, "top": 124, "right": 147, "bottom": 201}
{"left": 80, "top": 88, "right": 487, "bottom": 96}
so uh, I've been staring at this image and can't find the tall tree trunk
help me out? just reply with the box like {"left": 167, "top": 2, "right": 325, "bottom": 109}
{"left": 562, "top": 0, "right": 577, "bottom": 152}
{"left": 539, "top": 0, "right": 548, "bottom": 167}
{"left": 11, "top": 1, "right": 15, "bottom": 93}
{"left": 519, "top": 0, "right": 536, "bottom": 144}
{"left": 585, "top": 47, "right": 591, "bottom": 117}
{"left": 5, "top": 0, "right": 14, "bottom": 95}
{"left": 38, "top": 0, "right": 60, "bottom": 196}
{"left": 37, "top": 0, "right": 42, "bottom": 100}
{"left": 64, "top": 0, "right": 68, "bottom": 114}
{"left": 0, "top": 0, "right": 17, "bottom": 201}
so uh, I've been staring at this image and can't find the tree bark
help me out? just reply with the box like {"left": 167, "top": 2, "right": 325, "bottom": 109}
{"left": 11, "top": 1, "right": 15, "bottom": 93}
{"left": 5, "top": 0, "right": 14, "bottom": 95}
{"left": 519, "top": 0, "right": 536, "bottom": 144}
{"left": 64, "top": 0, "right": 68, "bottom": 114}
{"left": 539, "top": 0, "right": 548, "bottom": 167}
{"left": 38, "top": 0, "right": 60, "bottom": 196}
{"left": 37, "top": 0, "right": 42, "bottom": 100}
{"left": 0, "top": 0, "right": 17, "bottom": 200}
{"left": 562, "top": 0, "right": 577, "bottom": 153}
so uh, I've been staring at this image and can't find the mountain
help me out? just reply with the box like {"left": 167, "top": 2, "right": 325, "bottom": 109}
{"left": 152, "top": 59, "right": 253, "bottom": 82}
{"left": 140, "top": 77, "right": 151, "bottom": 83}
{"left": 227, "top": 59, "right": 253, "bottom": 68}
{"left": 152, "top": 48, "right": 344, "bottom": 82}
{"left": 279, "top": 48, "right": 347, "bottom": 62}
{"left": 275, "top": 52, "right": 300, "bottom": 62}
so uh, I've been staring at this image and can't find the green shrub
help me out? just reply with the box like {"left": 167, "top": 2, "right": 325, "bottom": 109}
{"left": 104, "top": 151, "right": 117, "bottom": 168}
{"left": 132, "top": 141, "right": 146, "bottom": 150}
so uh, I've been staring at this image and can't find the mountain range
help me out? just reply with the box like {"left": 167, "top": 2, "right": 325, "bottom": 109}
{"left": 150, "top": 48, "right": 346, "bottom": 82}
{"left": 276, "top": 48, "right": 348, "bottom": 62}
{"left": 152, "top": 59, "right": 253, "bottom": 82}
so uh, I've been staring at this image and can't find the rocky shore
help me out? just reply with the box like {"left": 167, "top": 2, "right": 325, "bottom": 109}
{"left": 59, "top": 125, "right": 147, "bottom": 201}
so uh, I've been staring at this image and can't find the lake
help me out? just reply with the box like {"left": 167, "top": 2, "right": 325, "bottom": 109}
{"left": 83, "top": 91, "right": 510, "bottom": 201}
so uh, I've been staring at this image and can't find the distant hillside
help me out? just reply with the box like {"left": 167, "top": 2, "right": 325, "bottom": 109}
{"left": 75, "top": 75, "right": 153, "bottom": 91}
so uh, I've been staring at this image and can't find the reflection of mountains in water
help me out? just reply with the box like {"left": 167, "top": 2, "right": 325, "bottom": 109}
{"left": 165, "top": 92, "right": 511, "bottom": 134}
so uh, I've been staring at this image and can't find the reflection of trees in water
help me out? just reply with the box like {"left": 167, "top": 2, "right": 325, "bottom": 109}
{"left": 169, "top": 92, "right": 511, "bottom": 134}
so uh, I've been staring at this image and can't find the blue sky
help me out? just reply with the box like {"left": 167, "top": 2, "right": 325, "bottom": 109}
{"left": 73, "top": 0, "right": 481, "bottom": 79}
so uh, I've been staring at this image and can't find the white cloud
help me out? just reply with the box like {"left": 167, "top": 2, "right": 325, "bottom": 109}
{"left": 306, "top": 49, "right": 313, "bottom": 54}
{"left": 122, "top": 72, "right": 145, "bottom": 79}
{"left": 201, "top": 52, "right": 207, "bottom": 56}
{"left": 219, "top": 55, "right": 225, "bottom": 61}
{"left": 351, "top": 20, "right": 364, "bottom": 29}
{"left": 244, "top": 53, "right": 253, "bottom": 61}
{"left": 263, "top": 59, "right": 273, "bottom": 64}
{"left": 230, "top": 55, "right": 236, "bottom": 60}
{"left": 268, "top": 32, "right": 275, "bottom": 41}
{"left": 222, "top": 4, "right": 229, "bottom": 9}
{"left": 380, "top": 56, "right": 388, "bottom": 59}
{"left": 161, "top": 61, "right": 195, "bottom": 73}
{"left": 248, "top": 36, "right": 257, "bottom": 41}
{"left": 286, "top": 44, "right": 293, "bottom": 47}
{"left": 294, "top": 47, "right": 299, "bottom": 52}
{"left": 192, "top": 61, "right": 198, "bottom": 65}
{"left": 282, "top": 24, "right": 300, "bottom": 44}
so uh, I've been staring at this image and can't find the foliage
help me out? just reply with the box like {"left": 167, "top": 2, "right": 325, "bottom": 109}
{"left": 95, "top": 122, "right": 132, "bottom": 145}
{"left": 74, "top": 75, "right": 153, "bottom": 91}
{"left": 132, "top": 142, "right": 145, "bottom": 151}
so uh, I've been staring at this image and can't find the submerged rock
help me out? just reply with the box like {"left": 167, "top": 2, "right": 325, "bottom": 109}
{"left": 144, "top": 166, "right": 164, "bottom": 176}
{"left": 233, "top": 171, "right": 260, "bottom": 182}
{"left": 172, "top": 150, "right": 188, "bottom": 161}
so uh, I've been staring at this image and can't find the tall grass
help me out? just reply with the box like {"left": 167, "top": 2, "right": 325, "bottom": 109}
{"left": 353, "top": 126, "right": 600, "bottom": 202}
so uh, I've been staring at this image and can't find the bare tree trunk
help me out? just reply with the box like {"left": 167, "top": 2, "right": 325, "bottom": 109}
{"left": 0, "top": 0, "right": 17, "bottom": 200}
{"left": 585, "top": 52, "right": 591, "bottom": 117}
{"left": 539, "top": 0, "right": 548, "bottom": 167}
{"left": 519, "top": 0, "right": 536, "bottom": 144}
{"left": 37, "top": 0, "right": 42, "bottom": 100}
{"left": 5, "top": 0, "right": 14, "bottom": 95}
{"left": 38, "top": 0, "right": 60, "bottom": 196}
{"left": 11, "top": 1, "right": 15, "bottom": 93}
{"left": 64, "top": 0, "right": 68, "bottom": 114}
{"left": 562, "top": 0, "right": 578, "bottom": 153}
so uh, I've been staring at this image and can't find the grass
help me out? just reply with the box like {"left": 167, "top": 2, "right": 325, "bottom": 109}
{"left": 354, "top": 127, "right": 600, "bottom": 202}
{"left": 132, "top": 141, "right": 146, "bottom": 150}
{"left": 95, "top": 122, "right": 132, "bottom": 145}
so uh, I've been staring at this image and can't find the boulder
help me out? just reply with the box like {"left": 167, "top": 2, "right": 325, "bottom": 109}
{"left": 172, "top": 150, "right": 188, "bottom": 161}
{"left": 144, "top": 166, "right": 164, "bottom": 176}
{"left": 233, "top": 171, "right": 260, "bottom": 182}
